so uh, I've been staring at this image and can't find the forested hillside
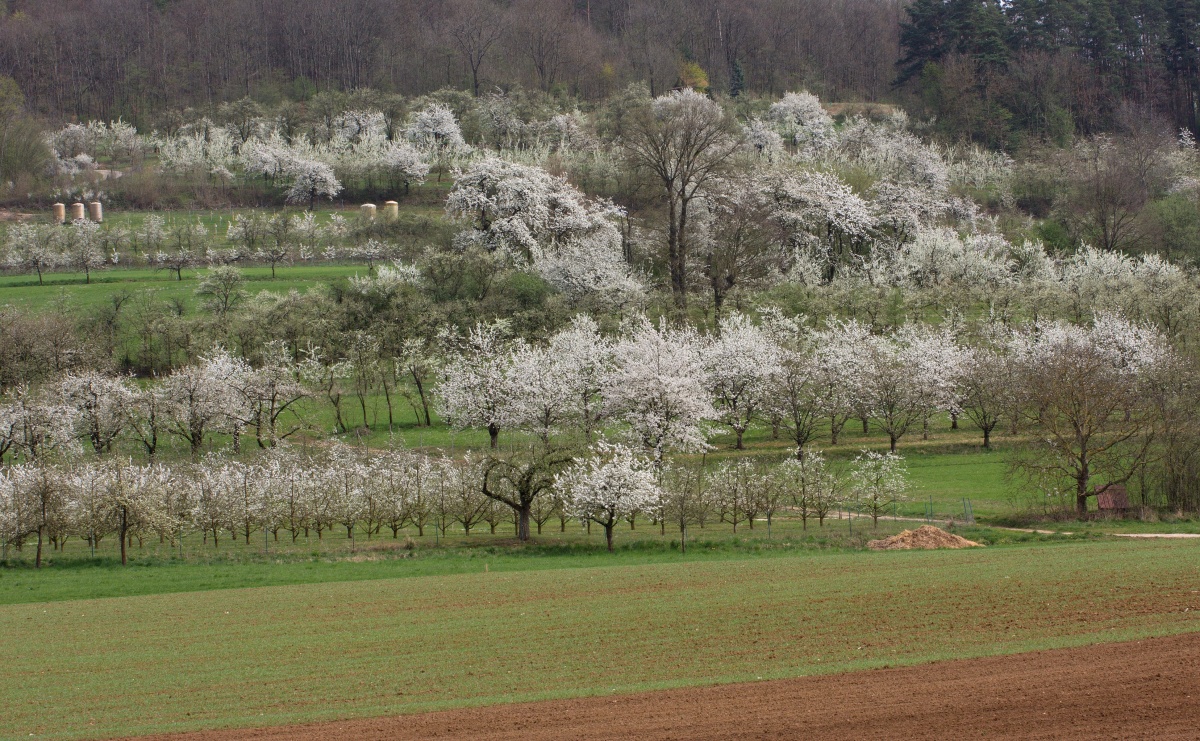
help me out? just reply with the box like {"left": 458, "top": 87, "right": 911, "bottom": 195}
{"left": 0, "top": 0, "right": 904, "bottom": 120}
{"left": 0, "top": 0, "right": 1196, "bottom": 144}
{"left": 900, "top": 0, "right": 1200, "bottom": 145}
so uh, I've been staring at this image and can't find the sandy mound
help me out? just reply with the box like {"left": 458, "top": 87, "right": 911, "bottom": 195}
{"left": 868, "top": 525, "right": 982, "bottom": 550}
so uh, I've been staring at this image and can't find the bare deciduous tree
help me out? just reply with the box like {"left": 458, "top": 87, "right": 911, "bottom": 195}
{"left": 624, "top": 90, "right": 741, "bottom": 308}
{"left": 447, "top": 0, "right": 506, "bottom": 97}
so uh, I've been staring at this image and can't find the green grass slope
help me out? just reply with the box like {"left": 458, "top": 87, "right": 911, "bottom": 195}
{"left": 2, "top": 538, "right": 1198, "bottom": 739}
{"left": 0, "top": 521, "right": 1078, "bottom": 605}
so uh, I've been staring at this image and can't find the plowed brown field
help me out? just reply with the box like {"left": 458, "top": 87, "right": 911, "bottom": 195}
{"left": 127, "top": 632, "right": 1200, "bottom": 740}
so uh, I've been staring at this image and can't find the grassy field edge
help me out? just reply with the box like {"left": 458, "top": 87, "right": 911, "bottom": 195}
{"left": 3, "top": 538, "right": 1198, "bottom": 739}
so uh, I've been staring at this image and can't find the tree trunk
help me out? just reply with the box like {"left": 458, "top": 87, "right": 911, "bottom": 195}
{"left": 890, "top": 435, "right": 898, "bottom": 453}
{"left": 517, "top": 502, "right": 531, "bottom": 541}
{"left": 735, "top": 428, "right": 744, "bottom": 450}
{"left": 667, "top": 194, "right": 688, "bottom": 308}
{"left": 1077, "top": 481, "right": 1090, "bottom": 515}
{"left": 604, "top": 523, "right": 614, "bottom": 552}
{"left": 488, "top": 424, "right": 499, "bottom": 449}
{"left": 1076, "top": 454, "right": 1091, "bottom": 515}
{"left": 418, "top": 380, "right": 432, "bottom": 426}
{"left": 382, "top": 379, "right": 395, "bottom": 432}
{"left": 120, "top": 507, "right": 128, "bottom": 566}
{"left": 983, "top": 426, "right": 991, "bottom": 449}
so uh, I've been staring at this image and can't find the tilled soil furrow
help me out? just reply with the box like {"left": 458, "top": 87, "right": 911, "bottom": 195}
{"left": 125, "top": 632, "right": 1200, "bottom": 741}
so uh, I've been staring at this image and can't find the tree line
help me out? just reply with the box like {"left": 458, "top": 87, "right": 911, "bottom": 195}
{"left": 0, "top": 441, "right": 909, "bottom": 566}
{"left": 899, "top": 0, "right": 1200, "bottom": 145}
{"left": 2, "top": 0, "right": 1195, "bottom": 148}
{"left": 0, "top": 0, "right": 902, "bottom": 125}
{"left": 13, "top": 86, "right": 1199, "bottom": 289}
{"left": 0, "top": 303, "right": 1190, "bottom": 524}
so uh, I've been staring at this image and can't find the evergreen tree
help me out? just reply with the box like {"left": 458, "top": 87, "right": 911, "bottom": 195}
{"left": 729, "top": 60, "right": 746, "bottom": 98}
{"left": 898, "top": 0, "right": 1010, "bottom": 85}
{"left": 898, "top": 0, "right": 957, "bottom": 84}
{"left": 1164, "top": 0, "right": 1199, "bottom": 130}
{"left": 1081, "top": 1, "right": 1122, "bottom": 75}
{"left": 957, "top": 0, "right": 1010, "bottom": 68}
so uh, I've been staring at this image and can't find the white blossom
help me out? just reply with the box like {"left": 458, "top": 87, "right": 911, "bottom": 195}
{"left": 557, "top": 442, "right": 660, "bottom": 551}
{"left": 437, "top": 321, "right": 521, "bottom": 448}
{"left": 704, "top": 313, "right": 780, "bottom": 449}
{"left": 408, "top": 104, "right": 469, "bottom": 154}
{"left": 850, "top": 450, "right": 909, "bottom": 526}
{"left": 284, "top": 159, "right": 342, "bottom": 209}
{"left": 768, "top": 91, "right": 834, "bottom": 149}
{"left": 604, "top": 317, "right": 715, "bottom": 461}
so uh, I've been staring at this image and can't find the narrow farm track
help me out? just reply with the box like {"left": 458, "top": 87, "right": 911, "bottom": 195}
{"left": 129, "top": 633, "right": 1200, "bottom": 741}
{"left": 842, "top": 512, "right": 1200, "bottom": 538}
{"left": 1114, "top": 533, "right": 1200, "bottom": 538}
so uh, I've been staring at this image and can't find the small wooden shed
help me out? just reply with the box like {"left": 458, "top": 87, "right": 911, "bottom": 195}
{"left": 1095, "top": 484, "right": 1130, "bottom": 513}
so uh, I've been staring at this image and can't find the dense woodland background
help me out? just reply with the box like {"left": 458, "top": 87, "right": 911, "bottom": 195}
{"left": 0, "top": 0, "right": 1196, "bottom": 144}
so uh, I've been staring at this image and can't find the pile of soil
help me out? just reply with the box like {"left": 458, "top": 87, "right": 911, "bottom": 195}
{"left": 868, "top": 525, "right": 981, "bottom": 550}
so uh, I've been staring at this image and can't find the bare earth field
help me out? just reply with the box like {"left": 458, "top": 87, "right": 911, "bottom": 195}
{"left": 129, "top": 632, "right": 1200, "bottom": 741}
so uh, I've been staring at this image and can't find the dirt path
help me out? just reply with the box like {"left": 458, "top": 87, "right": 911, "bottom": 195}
{"left": 1113, "top": 533, "right": 1200, "bottom": 538}
{"left": 843, "top": 512, "right": 1200, "bottom": 538}
{"left": 127, "top": 632, "right": 1200, "bottom": 741}
{"left": 843, "top": 512, "right": 1074, "bottom": 536}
